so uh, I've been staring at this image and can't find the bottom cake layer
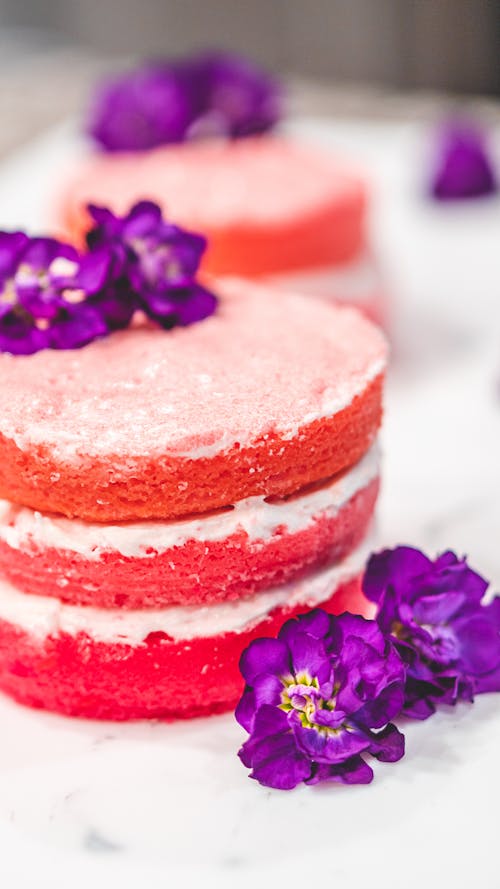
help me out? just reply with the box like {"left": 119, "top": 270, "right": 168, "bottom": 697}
{"left": 0, "top": 544, "right": 372, "bottom": 720}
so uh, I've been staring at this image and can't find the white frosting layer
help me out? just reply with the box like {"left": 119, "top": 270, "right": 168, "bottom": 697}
{"left": 0, "top": 535, "right": 371, "bottom": 643}
{"left": 0, "top": 445, "right": 379, "bottom": 559}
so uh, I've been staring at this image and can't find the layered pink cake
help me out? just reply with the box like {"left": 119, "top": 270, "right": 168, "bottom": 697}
{"left": 0, "top": 446, "right": 379, "bottom": 608}
{"left": 0, "top": 279, "right": 387, "bottom": 719}
{"left": 58, "top": 136, "right": 386, "bottom": 323}
{"left": 0, "top": 566, "right": 369, "bottom": 719}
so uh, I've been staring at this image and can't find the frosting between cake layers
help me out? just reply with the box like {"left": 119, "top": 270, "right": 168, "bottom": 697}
{"left": 0, "top": 535, "right": 372, "bottom": 643}
{"left": 0, "top": 444, "right": 379, "bottom": 558}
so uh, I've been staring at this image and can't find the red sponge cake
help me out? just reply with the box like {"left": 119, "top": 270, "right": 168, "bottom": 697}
{"left": 0, "top": 566, "right": 370, "bottom": 720}
{"left": 0, "top": 279, "right": 387, "bottom": 719}
{"left": 0, "top": 448, "right": 379, "bottom": 608}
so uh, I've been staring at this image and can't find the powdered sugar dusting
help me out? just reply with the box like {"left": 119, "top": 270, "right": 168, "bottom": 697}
{"left": 0, "top": 279, "right": 387, "bottom": 463}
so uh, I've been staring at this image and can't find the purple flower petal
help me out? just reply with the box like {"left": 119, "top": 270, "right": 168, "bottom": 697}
{"left": 238, "top": 705, "right": 311, "bottom": 790}
{"left": 311, "top": 707, "right": 348, "bottom": 731}
{"left": 186, "top": 52, "right": 283, "bottom": 139}
{"left": 20, "top": 237, "right": 78, "bottom": 270}
{"left": 431, "top": 122, "right": 497, "bottom": 201}
{"left": 86, "top": 205, "right": 121, "bottom": 246}
{"left": 156, "top": 284, "right": 217, "bottom": 328}
{"left": 340, "top": 636, "right": 387, "bottom": 686}
{"left": 87, "top": 63, "right": 192, "bottom": 152}
{"left": 251, "top": 673, "right": 284, "bottom": 711}
{"left": 91, "top": 287, "right": 137, "bottom": 331}
{"left": 0, "top": 311, "right": 48, "bottom": 355}
{"left": 412, "top": 591, "right": 467, "bottom": 626}
{"left": 475, "top": 663, "right": 500, "bottom": 694}
{"left": 424, "top": 552, "right": 488, "bottom": 605}
{"left": 402, "top": 693, "right": 437, "bottom": 721}
{"left": 286, "top": 608, "right": 331, "bottom": 640}
{"left": 86, "top": 52, "right": 282, "bottom": 153}
{"left": 48, "top": 302, "right": 107, "bottom": 350}
{"left": 453, "top": 612, "right": 500, "bottom": 676}
{"left": 367, "top": 723, "right": 405, "bottom": 763}
{"left": 234, "top": 689, "right": 257, "bottom": 732}
{"left": 239, "top": 702, "right": 289, "bottom": 744}
{"left": 75, "top": 246, "right": 118, "bottom": 293}
{"left": 239, "top": 637, "right": 290, "bottom": 685}
{"left": 307, "top": 755, "right": 374, "bottom": 786}
{"left": 293, "top": 720, "right": 372, "bottom": 765}
{"left": 240, "top": 730, "right": 312, "bottom": 791}
{"left": 354, "top": 680, "right": 405, "bottom": 729}
{"left": 284, "top": 628, "right": 329, "bottom": 680}
{"left": 16, "top": 282, "right": 60, "bottom": 321}
{"left": 363, "top": 547, "right": 431, "bottom": 605}
{"left": 121, "top": 200, "right": 164, "bottom": 236}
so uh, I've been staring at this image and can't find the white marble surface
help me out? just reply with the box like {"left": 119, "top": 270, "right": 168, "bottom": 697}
{"left": 0, "top": 118, "right": 500, "bottom": 888}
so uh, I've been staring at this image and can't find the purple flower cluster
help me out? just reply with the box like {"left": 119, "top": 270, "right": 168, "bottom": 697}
{"left": 0, "top": 202, "right": 217, "bottom": 355}
{"left": 0, "top": 234, "right": 108, "bottom": 354}
{"left": 430, "top": 121, "right": 497, "bottom": 200}
{"left": 237, "top": 611, "right": 405, "bottom": 790}
{"left": 237, "top": 547, "right": 500, "bottom": 790}
{"left": 87, "top": 52, "right": 283, "bottom": 153}
{"left": 364, "top": 547, "right": 500, "bottom": 719}
{"left": 86, "top": 202, "right": 216, "bottom": 329}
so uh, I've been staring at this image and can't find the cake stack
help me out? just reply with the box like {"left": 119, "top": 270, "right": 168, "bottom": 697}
{"left": 60, "top": 137, "right": 385, "bottom": 326}
{"left": 0, "top": 279, "right": 386, "bottom": 719}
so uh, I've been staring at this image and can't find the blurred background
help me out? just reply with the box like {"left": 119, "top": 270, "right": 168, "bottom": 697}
{"left": 0, "top": 0, "right": 498, "bottom": 155}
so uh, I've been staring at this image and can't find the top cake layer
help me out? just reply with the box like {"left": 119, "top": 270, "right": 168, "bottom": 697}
{"left": 0, "top": 279, "right": 386, "bottom": 520}
{"left": 60, "top": 136, "right": 366, "bottom": 275}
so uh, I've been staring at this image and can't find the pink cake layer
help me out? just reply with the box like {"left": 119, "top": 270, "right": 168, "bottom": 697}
{"left": 59, "top": 136, "right": 366, "bottom": 276}
{"left": 0, "top": 455, "right": 378, "bottom": 607}
{"left": 0, "top": 575, "right": 368, "bottom": 720}
{"left": 0, "top": 280, "right": 387, "bottom": 522}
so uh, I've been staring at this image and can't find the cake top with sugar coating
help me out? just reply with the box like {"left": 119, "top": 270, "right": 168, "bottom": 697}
{"left": 0, "top": 278, "right": 387, "bottom": 463}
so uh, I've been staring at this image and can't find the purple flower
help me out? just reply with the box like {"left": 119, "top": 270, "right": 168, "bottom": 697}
{"left": 87, "top": 62, "right": 192, "bottom": 153}
{"left": 86, "top": 201, "right": 217, "bottom": 328}
{"left": 430, "top": 122, "right": 497, "bottom": 200}
{"left": 0, "top": 235, "right": 111, "bottom": 355}
{"left": 0, "top": 231, "right": 29, "bottom": 284}
{"left": 86, "top": 52, "right": 282, "bottom": 152}
{"left": 236, "top": 610, "right": 405, "bottom": 790}
{"left": 74, "top": 246, "right": 138, "bottom": 334}
{"left": 181, "top": 52, "right": 283, "bottom": 140}
{"left": 363, "top": 547, "right": 500, "bottom": 719}
{"left": 0, "top": 202, "right": 216, "bottom": 354}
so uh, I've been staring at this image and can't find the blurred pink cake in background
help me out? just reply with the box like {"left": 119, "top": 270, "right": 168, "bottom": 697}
{"left": 57, "top": 54, "right": 387, "bottom": 326}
